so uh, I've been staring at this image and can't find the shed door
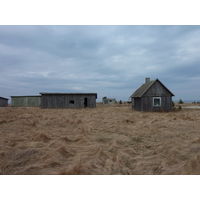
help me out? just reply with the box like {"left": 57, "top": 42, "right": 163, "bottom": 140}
{"left": 84, "top": 98, "right": 88, "bottom": 108}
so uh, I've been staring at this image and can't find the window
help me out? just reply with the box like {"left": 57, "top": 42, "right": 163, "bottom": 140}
{"left": 153, "top": 97, "right": 161, "bottom": 106}
{"left": 69, "top": 100, "right": 74, "bottom": 104}
{"left": 109, "top": 100, "right": 112, "bottom": 102}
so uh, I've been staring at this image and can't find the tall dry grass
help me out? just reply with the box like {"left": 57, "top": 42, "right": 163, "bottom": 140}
{"left": 0, "top": 104, "right": 200, "bottom": 175}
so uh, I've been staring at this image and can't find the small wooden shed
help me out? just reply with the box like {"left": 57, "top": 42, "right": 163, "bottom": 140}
{"left": 130, "top": 78, "right": 174, "bottom": 112}
{"left": 40, "top": 93, "right": 97, "bottom": 109}
{"left": 11, "top": 96, "right": 41, "bottom": 107}
{"left": 0, "top": 96, "right": 9, "bottom": 107}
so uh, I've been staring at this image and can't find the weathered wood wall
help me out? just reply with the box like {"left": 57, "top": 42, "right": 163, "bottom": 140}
{"left": 0, "top": 97, "right": 8, "bottom": 107}
{"left": 41, "top": 94, "right": 97, "bottom": 109}
{"left": 133, "top": 98, "right": 141, "bottom": 111}
{"left": 141, "top": 96, "right": 172, "bottom": 112}
{"left": 11, "top": 96, "right": 41, "bottom": 107}
{"left": 144, "top": 81, "right": 172, "bottom": 97}
{"left": 133, "top": 96, "right": 172, "bottom": 112}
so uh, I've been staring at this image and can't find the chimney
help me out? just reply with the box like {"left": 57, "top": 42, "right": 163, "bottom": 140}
{"left": 145, "top": 78, "right": 150, "bottom": 83}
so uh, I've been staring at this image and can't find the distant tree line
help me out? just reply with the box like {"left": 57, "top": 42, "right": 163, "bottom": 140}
{"left": 192, "top": 101, "right": 200, "bottom": 104}
{"left": 177, "top": 99, "right": 200, "bottom": 104}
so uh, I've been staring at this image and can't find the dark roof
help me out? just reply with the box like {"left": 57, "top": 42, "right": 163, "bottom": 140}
{"left": 40, "top": 93, "right": 97, "bottom": 99}
{"left": 0, "top": 96, "right": 9, "bottom": 100}
{"left": 130, "top": 79, "right": 174, "bottom": 98}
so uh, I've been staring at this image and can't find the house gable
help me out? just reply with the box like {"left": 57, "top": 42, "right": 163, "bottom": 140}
{"left": 143, "top": 80, "right": 174, "bottom": 97}
{"left": 130, "top": 79, "right": 174, "bottom": 98}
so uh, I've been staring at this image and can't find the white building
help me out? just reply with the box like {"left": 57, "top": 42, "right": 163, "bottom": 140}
{"left": 102, "top": 98, "right": 116, "bottom": 105}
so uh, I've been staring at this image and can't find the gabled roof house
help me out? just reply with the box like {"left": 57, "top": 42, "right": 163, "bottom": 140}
{"left": 130, "top": 78, "right": 174, "bottom": 112}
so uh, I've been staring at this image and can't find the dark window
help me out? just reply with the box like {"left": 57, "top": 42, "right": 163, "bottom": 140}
{"left": 69, "top": 100, "right": 74, "bottom": 104}
{"left": 153, "top": 97, "right": 161, "bottom": 106}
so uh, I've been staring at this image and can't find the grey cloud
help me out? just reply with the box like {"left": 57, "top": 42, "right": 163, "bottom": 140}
{"left": 1, "top": 25, "right": 200, "bottom": 102}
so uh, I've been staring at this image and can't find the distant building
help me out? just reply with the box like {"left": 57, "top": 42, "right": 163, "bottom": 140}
{"left": 127, "top": 98, "right": 132, "bottom": 104}
{"left": 102, "top": 98, "right": 116, "bottom": 105}
{"left": 11, "top": 96, "right": 41, "bottom": 107}
{"left": 130, "top": 78, "right": 174, "bottom": 112}
{"left": 40, "top": 93, "right": 97, "bottom": 109}
{"left": 0, "top": 96, "right": 9, "bottom": 107}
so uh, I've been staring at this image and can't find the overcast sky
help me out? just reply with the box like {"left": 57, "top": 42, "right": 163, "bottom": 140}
{"left": 1, "top": 25, "right": 200, "bottom": 102}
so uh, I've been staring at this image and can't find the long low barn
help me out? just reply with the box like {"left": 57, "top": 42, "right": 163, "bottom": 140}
{"left": 40, "top": 93, "right": 97, "bottom": 109}
{"left": 0, "top": 96, "right": 9, "bottom": 107}
{"left": 11, "top": 96, "right": 41, "bottom": 107}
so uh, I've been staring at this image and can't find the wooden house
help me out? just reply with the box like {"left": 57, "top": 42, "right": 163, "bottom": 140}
{"left": 11, "top": 95, "right": 41, "bottom": 107}
{"left": 130, "top": 78, "right": 174, "bottom": 112}
{"left": 0, "top": 96, "right": 9, "bottom": 107}
{"left": 40, "top": 93, "right": 97, "bottom": 109}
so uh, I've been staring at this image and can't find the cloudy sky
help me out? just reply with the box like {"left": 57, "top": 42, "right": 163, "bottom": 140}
{"left": 1, "top": 25, "right": 200, "bottom": 102}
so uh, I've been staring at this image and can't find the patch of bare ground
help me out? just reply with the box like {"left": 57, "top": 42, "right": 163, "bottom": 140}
{"left": 1, "top": 104, "right": 200, "bottom": 175}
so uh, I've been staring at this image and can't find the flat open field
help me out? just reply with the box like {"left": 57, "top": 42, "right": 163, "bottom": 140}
{"left": 1, "top": 103, "right": 200, "bottom": 175}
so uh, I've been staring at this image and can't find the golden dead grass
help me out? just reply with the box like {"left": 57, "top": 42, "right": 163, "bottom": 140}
{"left": 1, "top": 103, "right": 200, "bottom": 175}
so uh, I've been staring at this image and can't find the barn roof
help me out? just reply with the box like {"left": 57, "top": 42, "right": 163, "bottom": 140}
{"left": 40, "top": 93, "right": 97, "bottom": 99}
{"left": 130, "top": 79, "right": 174, "bottom": 98}
{"left": 0, "top": 96, "right": 9, "bottom": 100}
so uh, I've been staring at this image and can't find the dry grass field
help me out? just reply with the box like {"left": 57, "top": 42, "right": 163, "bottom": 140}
{"left": 1, "top": 103, "right": 200, "bottom": 175}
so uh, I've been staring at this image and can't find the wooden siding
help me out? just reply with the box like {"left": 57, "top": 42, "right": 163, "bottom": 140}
{"left": 133, "top": 98, "right": 141, "bottom": 111}
{"left": 133, "top": 96, "right": 172, "bottom": 112}
{"left": 11, "top": 96, "right": 41, "bottom": 107}
{"left": 141, "top": 96, "right": 172, "bottom": 112}
{"left": 0, "top": 97, "right": 8, "bottom": 107}
{"left": 41, "top": 94, "right": 97, "bottom": 109}
{"left": 144, "top": 81, "right": 172, "bottom": 97}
